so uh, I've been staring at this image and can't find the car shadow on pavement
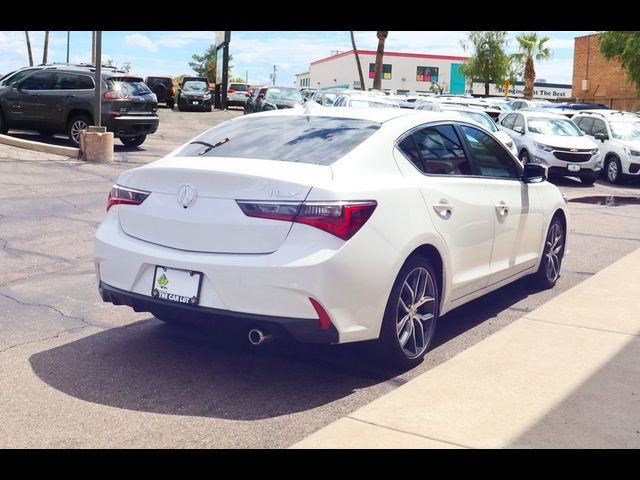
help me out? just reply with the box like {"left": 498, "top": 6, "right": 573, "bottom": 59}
{"left": 28, "top": 318, "right": 398, "bottom": 420}
{"left": 7, "top": 131, "right": 147, "bottom": 152}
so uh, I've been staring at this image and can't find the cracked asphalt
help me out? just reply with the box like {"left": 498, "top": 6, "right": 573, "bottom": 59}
{"left": 1, "top": 108, "right": 640, "bottom": 448}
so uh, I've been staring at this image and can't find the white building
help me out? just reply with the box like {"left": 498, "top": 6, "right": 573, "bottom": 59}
{"left": 308, "top": 50, "right": 468, "bottom": 94}
{"left": 294, "top": 71, "right": 310, "bottom": 89}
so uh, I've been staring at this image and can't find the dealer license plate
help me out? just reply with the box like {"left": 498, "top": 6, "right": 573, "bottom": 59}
{"left": 151, "top": 266, "right": 202, "bottom": 305}
{"left": 191, "top": 100, "right": 200, "bottom": 105}
{"left": 568, "top": 164, "right": 580, "bottom": 172}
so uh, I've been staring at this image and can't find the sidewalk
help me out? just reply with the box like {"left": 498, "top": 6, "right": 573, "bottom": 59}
{"left": 293, "top": 247, "right": 640, "bottom": 448}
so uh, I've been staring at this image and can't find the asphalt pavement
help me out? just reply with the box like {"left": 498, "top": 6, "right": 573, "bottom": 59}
{"left": 1, "top": 108, "right": 640, "bottom": 447}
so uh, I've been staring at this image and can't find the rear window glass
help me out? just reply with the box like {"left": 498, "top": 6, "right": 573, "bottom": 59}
{"left": 147, "top": 77, "right": 172, "bottom": 86}
{"left": 106, "top": 77, "right": 152, "bottom": 95}
{"left": 175, "top": 115, "right": 381, "bottom": 165}
{"left": 230, "top": 83, "right": 250, "bottom": 91}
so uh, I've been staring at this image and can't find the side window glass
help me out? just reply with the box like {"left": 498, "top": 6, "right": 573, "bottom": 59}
{"left": 53, "top": 73, "right": 79, "bottom": 90}
{"left": 397, "top": 135, "right": 421, "bottom": 164}
{"left": 502, "top": 113, "right": 516, "bottom": 130}
{"left": 578, "top": 117, "right": 594, "bottom": 135}
{"left": 19, "top": 71, "right": 54, "bottom": 90}
{"left": 592, "top": 119, "right": 607, "bottom": 136}
{"left": 513, "top": 114, "right": 524, "bottom": 131}
{"left": 77, "top": 75, "right": 95, "bottom": 90}
{"left": 461, "top": 125, "right": 520, "bottom": 178}
{"left": 411, "top": 124, "right": 471, "bottom": 175}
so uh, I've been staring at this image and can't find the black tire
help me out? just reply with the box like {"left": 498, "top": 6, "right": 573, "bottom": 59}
{"left": 178, "top": 104, "right": 184, "bottom": 112}
{"left": 605, "top": 156, "right": 623, "bottom": 184}
{"left": 67, "top": 113, "right": 91, "bottom": 146}
{"left": 519, "top": 150, "right": 530, "bottom": 164}
{"left": 152, "top": 83, "right": 167, "bottom": 101}
{"left": 376, "top": 256, "right": 439, "bottom": 370}
{"left": 120, "top": 135, "right": 146, "bottom": 148}
{"left": 167, "top": 99, "right": 175, "bottom": 109}
{"left": 580, "top": 172, "right": 598, "bottom": 185}
{"left": 532, "top": 216, "right": 565, "bottom": 290}
{"left": 0, "top": 110, "right": 9, "bottom": 135}
{"left": 205, "top": 104, "right": 212, "bottom": 112}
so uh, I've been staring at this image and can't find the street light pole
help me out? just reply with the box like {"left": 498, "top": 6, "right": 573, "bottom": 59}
{"left": 94, "top": 31, "right": 102, "bottom": 127}
{"left": 66, "top": 31, "right": 70, "bottom": 63}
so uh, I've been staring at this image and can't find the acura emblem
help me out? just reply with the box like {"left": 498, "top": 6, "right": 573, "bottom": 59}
{"left": 177, "top": 184, "right": 197, "bottom": 207}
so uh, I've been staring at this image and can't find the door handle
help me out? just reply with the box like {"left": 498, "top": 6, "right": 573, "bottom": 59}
{"left": 433, "top": 201, "right": 453, "bottom": 219}
{"left": 495, "top": 201, "right": 509, "bottom": 216}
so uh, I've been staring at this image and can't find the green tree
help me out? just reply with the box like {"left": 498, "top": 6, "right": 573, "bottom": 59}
{"left": 600, "top": 31, "right": 640, "bottom": 94}
{"left": 229, "top": 76, "right": 247, "bottom": 83}
{"left": 459, "top": 31, "right": 509, "bottom": 96}
{"left": 189, "top": 44, "right": 233, "bottom": 83}
{"left": 373, "top": 31, "right": 388, "bottom": 91}
{"left": 513, "top": 33, "right": 552, "bottom": 100}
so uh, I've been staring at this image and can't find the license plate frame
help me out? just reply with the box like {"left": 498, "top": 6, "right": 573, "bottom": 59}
{"left": 568, "top": 163, "right": 581, "bottom": 172}
{"left": 151, "top": 265, "right": 203, "bottom": 306}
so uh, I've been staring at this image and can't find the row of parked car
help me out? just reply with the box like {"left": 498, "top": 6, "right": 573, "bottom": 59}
{"left": 239, "top": 86, "right": 640, "bottom": 186}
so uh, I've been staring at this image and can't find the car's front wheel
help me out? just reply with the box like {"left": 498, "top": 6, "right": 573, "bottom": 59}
{"left": 532, "top": 216, "right": 565, "bottom": 289}
{"left": 120, "top": 135, "right": 147, "bottom": 148}
{"left": 377, "top": 256, "right": 439, "bottom": 370}
{"left": 520, "top": 150, "right": 530, "bottom": 164}
{"left": 167, "top": 99, "right": 174, "bottom": 109}
{"left": 605, "top": 156, "right": 623, "bottom": 184}
{"left": 67, "top": 114, "right": 91, "bottom": 146}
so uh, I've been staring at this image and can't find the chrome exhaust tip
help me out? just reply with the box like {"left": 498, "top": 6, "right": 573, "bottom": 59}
{"left": 248, "top": 328, "right": 273, "bottom": 346}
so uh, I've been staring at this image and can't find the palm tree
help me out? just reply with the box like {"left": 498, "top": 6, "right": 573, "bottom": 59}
{"left": 350, "top": 31, "right": 366, "bottom": 91}
{"left": 513, "top": 33, "right": 552, "bottom": 99}
{"left": 373, "top": 31, "right": 388, "bottom": 91}
{"left": 42, "top": 31, "right": 50, "bottom": 64}
{"left": 25, "top": 32, "right": 33, "bottom": 66}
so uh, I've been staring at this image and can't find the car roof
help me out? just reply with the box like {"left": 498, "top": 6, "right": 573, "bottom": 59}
{"left": 573, "top": 109, "right": 638, "bottom": 118}
{"left": 517, "top": 110, "right": 571, "bottom": 120}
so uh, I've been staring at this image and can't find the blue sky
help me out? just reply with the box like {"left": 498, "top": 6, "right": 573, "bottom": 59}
{"left": 0, "top": 31, "right": 590, "bottom": 86}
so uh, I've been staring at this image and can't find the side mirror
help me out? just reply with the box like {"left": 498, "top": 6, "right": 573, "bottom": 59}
{"left": 595, "top": 132, "right": 608, "bottom": 142}
{"left": 514, "top": 125, "right": 525, "bottom": 134}
{"left": 522, "top": 163, "right": 547, "bottom": 183}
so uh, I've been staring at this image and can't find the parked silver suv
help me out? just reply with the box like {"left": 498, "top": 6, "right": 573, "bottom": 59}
{"left": 500, "top": 110, "right": 601, "bottom": 184}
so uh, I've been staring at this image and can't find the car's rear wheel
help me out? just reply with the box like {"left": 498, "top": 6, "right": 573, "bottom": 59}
{"left": 0, "top": 110, "right": 8, "bottom": 134}
{"left": 120, "top": 135, "right": 146, "bottom": 148}
{"left": 605, "top": 156, "right": 623, "bottom": 184}
{"left": 377, "top": 256, "right": 439, "bottom": 370}
{"left": 533, "top": 216, "right": 565, "bottom": 289}
{"left": 167, "top": 99, "right": 174, "bottom": 109}
{"left": 67, "top": 114, "right": 90, "bottom": 146}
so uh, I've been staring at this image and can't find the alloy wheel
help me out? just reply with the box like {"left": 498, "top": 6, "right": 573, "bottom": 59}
{"left": 70, "top": 119, "right": 88, "bottom": 145}
{"left": 544, "top": 222, "right": 563, "bottom": 284}
{"left": 607, "top": 159, "right": 619, "bottom": 183}
{"left": 396, "top": 267, "right": 437, "bottom": 359}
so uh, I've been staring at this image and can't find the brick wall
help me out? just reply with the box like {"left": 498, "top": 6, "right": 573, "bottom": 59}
{"left": 572, "top": 33, "right": 640, "bottom": 112}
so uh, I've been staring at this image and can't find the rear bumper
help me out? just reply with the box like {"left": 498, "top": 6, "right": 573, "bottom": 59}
{"left": 104, "top": 115, "right": 159, "bottom": 137}
{"left": 99, "top": 282, "right": 338, "bottom": 343}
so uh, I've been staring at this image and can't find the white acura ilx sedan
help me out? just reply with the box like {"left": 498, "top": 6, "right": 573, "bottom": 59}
{"left": 95, "top": 108, "right": 569, "bottom": 369}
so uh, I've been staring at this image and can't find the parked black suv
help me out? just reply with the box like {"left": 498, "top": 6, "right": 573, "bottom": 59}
{"left": 0, "top": 65, "right": 159, "bottom": 147}
{"left": 145, "top": 76, "right": 175, "bottom": 108}
{"left": 177, "top": 77, "right": 212, "bottom": 112}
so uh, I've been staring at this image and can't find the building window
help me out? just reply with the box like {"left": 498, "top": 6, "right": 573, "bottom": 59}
{"left": 369, "top": 63, "right": 392, "bottom": 80}
{"left": 416, "top": 66, "right": 439, "bottom": 82}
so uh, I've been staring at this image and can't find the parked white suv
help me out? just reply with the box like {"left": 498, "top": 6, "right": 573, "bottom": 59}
{"left": 500, "top": 110, "right": 601, "bottom": 184}
{"left": 572, "top": 110, "right": 640, "bottom": 184}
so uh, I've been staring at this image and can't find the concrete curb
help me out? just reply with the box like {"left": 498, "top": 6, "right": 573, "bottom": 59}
{"left": 0, "top": 134, "right": 79, "bottom": 159}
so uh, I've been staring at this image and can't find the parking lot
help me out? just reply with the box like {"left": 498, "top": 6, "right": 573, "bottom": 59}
{"left": 2, "top": 108, "right": 640, "bottom": 447}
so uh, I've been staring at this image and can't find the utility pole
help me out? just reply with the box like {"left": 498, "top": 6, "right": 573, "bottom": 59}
{"left": 246, "top": 70, "right": 248, "bottom": 84}
{"left": 94, "top": 31, "right": 102, "bottom": 127}
{"left": 91, "top": 31, "right": 96, "bottom": 64}
{"left": 66, "top": 31, "right": 70, "bottom": 63}
{"left": 272, "top": 65, "right": 277, "bottom": 86}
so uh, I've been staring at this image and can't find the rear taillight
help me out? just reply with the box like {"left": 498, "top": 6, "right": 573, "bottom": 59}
{"left": 227, "top": 89, "right": 236, "bottom": 93}
{"left": 106, "top": 185, "right": 150, "bottom": 212}
{"left": 104, "top": 90, "right": 129, "bottom": 99}
{"left": 236, "top": 200, "right": 377, "bottom": 240}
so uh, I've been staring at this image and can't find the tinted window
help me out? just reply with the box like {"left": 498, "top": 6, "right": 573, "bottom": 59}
{"left": 175, "top": 115, "right": 380, "bottom": 165}
{"left": 230, "top": 83, "right": 250, "bottom": 91}
{"left": 592, "top": 119, "right": 607, "bottom": 136}
{"left": 1, "top": 68, "right": 40, "bottom": 87}
{"left": 53, "top": 73, "right": 79, "bottom": 90}
{"left": 461, "top": 125, "right": 519, "bottom": 178}
{"left": 19, "top": 71, "right": 54, "bottom": 90}
{"left": 397, "top": 135, "right": 421, "bottom": 164}
{"left": 502, "top": 113, "right": 517, "bottom": 129}
{"left": 147, "top": 77, "right": 172, "bottom": 86}
{"left": 77, "top": 75, "right": 94, "bottom": 90}
{"left": 577, "top": 117, "right": 594, "bottom": 135}
{"left": 410, "top": 124, "right": 471, "bottom": 175}
{"left": 106, "top": 77, "right": 152, "bottom": 95}
{"left": 573, "top": 117, "right": 583, "bottom": 128}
